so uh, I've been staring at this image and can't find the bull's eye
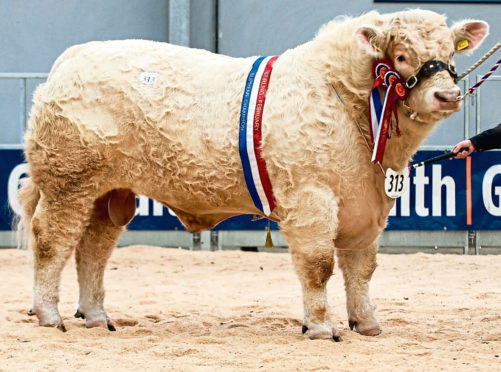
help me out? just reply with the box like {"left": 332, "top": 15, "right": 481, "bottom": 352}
{"left": 397, "top": 55, "right": 406, "bottom": 62}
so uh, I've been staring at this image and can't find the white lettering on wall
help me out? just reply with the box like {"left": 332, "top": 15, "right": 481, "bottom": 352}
{"left": 432, "top": 165, "right": 455, "bottom": 216}
{"left": 482, "top": 164, "right": 501, "bottom": 216}
{"left": 400, "top": 184, "right": 410, "bottom": 217}
{"left": 4, "top": 162, "right": 464, "bottom": 222}
{"left": 389, "top": 201, "right": 396, "bottom": 216}
{"left": 7, "top": 163, "right": 29, "bottom": 216}
{"left": 388, "top": 186, "right": 410, "bottom": 217}
{"left": 136, "top": 194, "right": 176, "bottom": 217}
{"left": 153, "top": 200, "right": 164, "bottom": 216}
{"left": 136, "top": 195, "right": 150, "bottom": 216}
{"left": 413, "top": 166, "right": 429, "bottom": 217}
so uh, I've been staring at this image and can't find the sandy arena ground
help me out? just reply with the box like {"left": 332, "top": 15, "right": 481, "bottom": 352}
{"left": 0, "top": 245, "right": 500, "bottom": 371}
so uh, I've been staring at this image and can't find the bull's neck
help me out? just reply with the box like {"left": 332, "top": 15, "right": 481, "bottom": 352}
{"left": 339, "top": 90, "right": 436, "bottom": 170}
{"left": 321, "top": 75, "right": 436, "bottom": 172}
{"left": 382, "top": 108, "right": 437, "bottom": 171}
{"left": 290, "top": 32, "right": 438, "bottom": 173}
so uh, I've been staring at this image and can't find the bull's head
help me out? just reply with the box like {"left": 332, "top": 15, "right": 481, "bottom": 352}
{"left": 356, "top": 10, "right": 489, "bottom": 122}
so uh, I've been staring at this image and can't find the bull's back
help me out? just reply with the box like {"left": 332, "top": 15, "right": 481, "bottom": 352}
{"left": 27, "top": 40, "right": 253, "bottom": 205}
{"left": 34, "top": 40, "right": 248, "bottom": 144}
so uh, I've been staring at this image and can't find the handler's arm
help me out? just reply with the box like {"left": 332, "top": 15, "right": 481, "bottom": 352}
{"left": 453, "top": 123, "right": 501, "bottom": 159}
{"left": 470, "top": 123, "right": 501, "bottom": 152}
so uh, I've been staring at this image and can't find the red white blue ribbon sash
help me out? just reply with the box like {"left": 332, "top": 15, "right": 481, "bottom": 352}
{"left": 239, "top": 56, "right": 278, "bottom": 216}
{"left": 368, "top": 59, "right": 408, "bottom": 164}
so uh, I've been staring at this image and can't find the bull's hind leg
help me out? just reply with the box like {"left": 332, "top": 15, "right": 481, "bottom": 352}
{"left": 336, "top": 241, "right": 380, "bottom": 336}
{"left": 74, "top": 192, "right": 125, "bottom": 330}
{"left": 29, "top": 193, "right": 91, "bottom": 330}
{"left": 280, "top": 186, "right": 340, "bottom": 341}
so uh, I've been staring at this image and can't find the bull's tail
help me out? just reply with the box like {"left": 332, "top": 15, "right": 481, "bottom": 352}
{"left": 16, "top": 177, "right": 40, "bottom": 250}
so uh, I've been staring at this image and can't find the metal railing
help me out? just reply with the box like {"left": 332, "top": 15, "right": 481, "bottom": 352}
{"left": 0, "top": 73, "right": 48, "bottom": 149}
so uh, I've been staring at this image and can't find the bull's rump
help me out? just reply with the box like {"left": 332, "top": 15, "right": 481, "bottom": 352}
{"left": 26, "top": 40, "right": 257, "bottom": 212}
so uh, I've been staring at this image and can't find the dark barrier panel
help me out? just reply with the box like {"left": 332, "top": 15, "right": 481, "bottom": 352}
{"left": 388, "top": 150, "right": 501, "bottom": 230}
{"left": 2, "top": 149, "right": 501, "bottom": 231}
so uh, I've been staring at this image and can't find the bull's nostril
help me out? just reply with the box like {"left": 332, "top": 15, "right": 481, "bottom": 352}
{"left": 435, "top": 90, "right": 460, "bottom": 103}
{"left": 434, "top": 92, "right": 448, "bottom": 102}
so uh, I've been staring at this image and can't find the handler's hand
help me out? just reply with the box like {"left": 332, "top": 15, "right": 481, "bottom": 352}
{"left": 453, "top": 140, "right": 475, "bottom": 159}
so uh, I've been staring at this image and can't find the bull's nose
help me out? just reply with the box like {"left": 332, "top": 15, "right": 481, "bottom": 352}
{"left": 434, "top": 87, "right": 461, "bottom": 103}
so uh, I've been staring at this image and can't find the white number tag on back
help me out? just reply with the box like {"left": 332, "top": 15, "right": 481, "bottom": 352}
{"left": 139, "top": 71, "right": 158, "bottom": 85}
{"left": 384, "top": 168, "right": 409, "bottom": 198}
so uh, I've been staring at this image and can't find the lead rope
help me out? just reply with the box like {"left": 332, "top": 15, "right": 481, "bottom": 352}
{"left": 457, "top": 41, "right": 501, "bottom": 81}
{"left": 457, "top": 41, "right": 501, "bottom": 100}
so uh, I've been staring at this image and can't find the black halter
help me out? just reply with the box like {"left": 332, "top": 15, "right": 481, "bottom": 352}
{"left": 405, "top": 60, "right": 458, "bottom": 89}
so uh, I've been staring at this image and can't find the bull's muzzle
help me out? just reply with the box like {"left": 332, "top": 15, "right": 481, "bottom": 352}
{"left": 434, "top": 87, "right": 461, "bottom": 110}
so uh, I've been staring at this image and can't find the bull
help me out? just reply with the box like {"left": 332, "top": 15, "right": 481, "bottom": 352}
{"left": 18, "top": 9, "right": 488, "bottom": 339}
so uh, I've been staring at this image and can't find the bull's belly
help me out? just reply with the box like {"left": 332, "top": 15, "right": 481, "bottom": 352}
{"left": 136, "top": 191, "right": 255, "bottom": 232}
{"left": 130, "top": 165, "right": 259, "bottom": 228}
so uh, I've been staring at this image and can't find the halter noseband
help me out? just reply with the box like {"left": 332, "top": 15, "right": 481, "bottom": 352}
{"left": 405, "top": 60, "right": 458, "bottom": 89}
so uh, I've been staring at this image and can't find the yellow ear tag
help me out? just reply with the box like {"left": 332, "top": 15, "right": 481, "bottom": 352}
{"left": 370, "top": 40, "right": 382, "bottom": 52}
{"left": 457, "top": 39, "right": 469, "bottom": 51}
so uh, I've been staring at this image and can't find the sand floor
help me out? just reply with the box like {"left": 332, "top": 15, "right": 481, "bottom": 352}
{"left": 0, "top": 246, "right": 500, "bottom": 371}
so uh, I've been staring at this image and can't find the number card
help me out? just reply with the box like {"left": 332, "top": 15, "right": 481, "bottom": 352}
{"left": 139, "top": 71, "right": 158, "bottom": 86}
{"left": 384, "top": 167, "right": 409, "bottom": 198}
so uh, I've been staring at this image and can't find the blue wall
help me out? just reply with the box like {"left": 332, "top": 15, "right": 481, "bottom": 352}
{"left": 4, "top": 149, "right": 501, "bottom": 231}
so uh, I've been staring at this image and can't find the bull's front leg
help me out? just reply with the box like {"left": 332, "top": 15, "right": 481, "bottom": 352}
{"left": 336, "top": 241, "right": 381, "bottom": 336}
{"left": 279, "top": 186, "right": 341, "bottom": 341}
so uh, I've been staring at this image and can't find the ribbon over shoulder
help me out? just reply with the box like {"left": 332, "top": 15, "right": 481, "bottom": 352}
{"left": 239, "top": 56, "right": 278, "bottom": 216}
{"left": 369, "top": 59, "right": 408, "bottom": 165}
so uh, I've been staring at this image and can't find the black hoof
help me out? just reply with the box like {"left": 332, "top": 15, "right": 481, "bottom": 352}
{"left": 333, "top": 335, "right": 342, "bottom": 342}
{"left": 57, "top": 323, "right": 67, "bottom": 332}
{"left": 301, "top": 325, "right": 308, "bottom": 334}
{"left": 27, "top": 309, "right": 35, "bottom": 316}
{"left": 74, "top": 310, "right": 85, "bottom": 319}
{"left": 107, "top": 323, "right": 116, "bottom": 332}
{"left": 349, "top": 320, "right": 357, "bottom": 330}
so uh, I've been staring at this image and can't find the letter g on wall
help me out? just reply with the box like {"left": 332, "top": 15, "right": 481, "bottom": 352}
{"left": 483, "top": 165, "right": 501, "bottom": 216}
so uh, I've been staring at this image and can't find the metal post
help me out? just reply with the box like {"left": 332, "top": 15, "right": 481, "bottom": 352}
{"left": 192, "top": 232, "right": 201, "bottom": 250}
{"left": 475, "top": 230, "right": 481, "bottom": 255}
{"left": 169, "top": 0, "right": 190, "bottom": 47}
{"left": 475, "top": 74, "right": 481, "bottom": 135}
{"left": 200, "top": 231, "right": 212, "bottom": 251}
{"left": 210, "top": 230, "right": 218, "bottom": 251}
{"left": 214, "top": 0, "right": 219, "bottom": 53}
{"left": 0, "top": 73, "right": 48, "bottom": 149}
{"left": 217, "top": 231, "right": 224, "bottom": 250}
{"left": 473, "top": 75, "right": 483, "bottom": 253}
{"left": 19, "top": 78, "right": 27, "bottom": 142}
{"left": 463, "top": 76, "right": 470, "bottom": 140}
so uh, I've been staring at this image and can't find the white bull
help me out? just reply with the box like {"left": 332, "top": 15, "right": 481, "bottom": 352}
{"left": 18, "top": 9, "right": 488, "bottom": 339}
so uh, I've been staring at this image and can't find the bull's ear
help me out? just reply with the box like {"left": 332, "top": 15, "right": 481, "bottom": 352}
{"left": 451, "top": 20, "right": 489, "bottom": 54}
{"left": 355, "top": 25, "right": 385, "bottom": 57}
